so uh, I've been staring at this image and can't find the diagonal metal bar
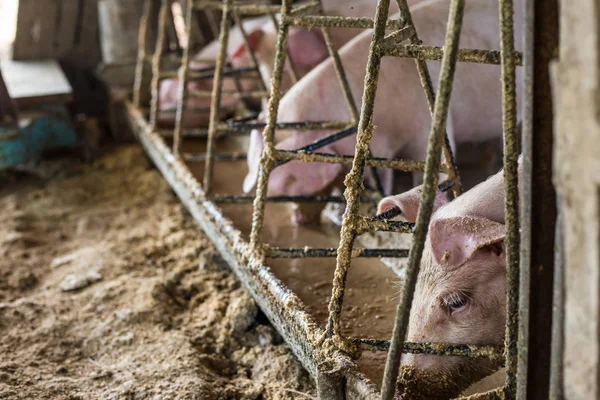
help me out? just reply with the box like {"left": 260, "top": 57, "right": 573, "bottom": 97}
{"left": 149, "top": 0, "right": 169, "bottom": 129}
{"left": 173, "top": 0, "right": 195, "bottom": 155}
{"left": 394, "top": 0, "right": 463, "bottom": 199}
{"left": 203, "top": 0, "right": 234, "bottom": 193}
{"left": 248, "top": 0, "right": 294, "bottom": 251}
{"left": 380, "top": 0, "right": 465, "bottom": 398}
{"left": 134, "top": 0, "right": 152, "bottom": 108}
{"left": 325, "top": 0, "right": 392, "bottom": 339}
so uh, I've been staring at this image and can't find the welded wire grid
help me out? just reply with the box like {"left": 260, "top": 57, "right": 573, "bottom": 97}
{"left": 132, "top": 0, "right": 522, "bottom": 398}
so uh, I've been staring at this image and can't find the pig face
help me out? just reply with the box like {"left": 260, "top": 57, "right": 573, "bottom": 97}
{"left": 378, "top": 190, "right": 507, "bottom": 399}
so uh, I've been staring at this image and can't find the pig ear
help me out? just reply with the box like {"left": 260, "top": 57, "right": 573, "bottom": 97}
{"left": 429, "top": 216, "right": 506, "bottom": 269}
{"left": 287, "top": 27, "right": 328, "bottom": 69}
{"left": 243, "top": 129, "right": 265, "bottom": 193}
{"left": 231, "top": 29, "right": 265, "bottom": 60}
{"left": 377, "top": 185, "right": 449, "bottom": 223}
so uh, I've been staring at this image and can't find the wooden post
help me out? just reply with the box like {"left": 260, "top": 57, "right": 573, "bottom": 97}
{"left": 552, "top": 0, "right": 600, "bottom": 398}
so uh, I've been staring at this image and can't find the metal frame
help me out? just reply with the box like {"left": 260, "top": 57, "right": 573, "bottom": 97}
{"left": 124, "top": 0, "right": 558, "bottom": 398}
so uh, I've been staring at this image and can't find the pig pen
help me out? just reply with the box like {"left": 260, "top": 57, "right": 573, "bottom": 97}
{"left": 125, "top": 0, "right": 560, "bottom": 399}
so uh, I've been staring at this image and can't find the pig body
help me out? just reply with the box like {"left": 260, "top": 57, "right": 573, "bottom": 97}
{"left": 377, "top": 158, "right": 523, "bottom": 398}
{"left": 158, "top": 0, "right": 408, "bottom": 128}
{"left": 244, "top": 0, "right": 523, "bottom": 204}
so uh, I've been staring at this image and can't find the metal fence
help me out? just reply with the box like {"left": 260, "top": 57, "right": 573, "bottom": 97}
{"left": 127, "top": 0, "right": 559, "bottom": 398}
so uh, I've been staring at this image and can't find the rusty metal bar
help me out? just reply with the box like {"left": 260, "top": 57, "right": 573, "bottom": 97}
{"left": 183, "top": 152, "right": 247, "bottom": 162}
{"left": 274, "top": 150, "right": 432, "bottom": 172}
{"left": 283, "top": 15, "right": 405, "bottom": 31}
{"left": 456, "top": 388, "right": 505, "bottom": 400}
{"left": 356, "top": 217, "right": 414, "bottom": 235}
{"left": 498, "top": 0, "right": 521, "bottom": 396}
{"left": 203, "top": 0, "right": 234, "bottom": 193}
{"left": 159, "top": 66, "right": 261, "bottom": 80}
{"left": 317, "top": 362, "right": 346, "bottom": 400}
{"left": 226, "top": 120, "right": 353, "bottom": 131}
{"left": 266, "top": 12, "right": 301, "bottom": 85}
{"left": 249, "top": 0, "right": 294, "bottom": 251}
{"left": 234, "top": 13, "right": 269, "bottom": 92}
{"left": 213, "top": 194, "right": 346, "bottom": 204}
{"left": 395, "top": 0, "right": 463, "bottom": 199}
{"left": 381, "top": 0, "right": 465, "bottom": 398}
{"left": 356, "top": 339, "right": 505, "bottom": 362}
{"left": 195, "top": 2, "right": 282, "bottom": 15}
{"left": 149, "top": 0, "right": 169, "bottom": 129}
{"left": 173, "top": 0, "right": 195, "bottom": 155}
{"left": 189, "top": 89, "right": 271, "bottom": 98}
{"left": 288, "top": 2, "right": 321, "bottom": 17}
{"left": 516, "top": 0, "right": 559, "bottom": 398}
{"left": 134, "top": 0, "right": 152, "bottom": 108}
{"left": 268, "top": 247, "right": 410, "bottom": 259}
{"left": 325, "top": 0, "right": 391, "bottom": 339}
{"left": 382, "top": 43, "right": 524, "bottom": 66}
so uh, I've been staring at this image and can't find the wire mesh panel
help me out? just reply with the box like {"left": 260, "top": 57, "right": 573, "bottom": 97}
{"left": 126, "top": 0, "right": 531, "bottom": 398}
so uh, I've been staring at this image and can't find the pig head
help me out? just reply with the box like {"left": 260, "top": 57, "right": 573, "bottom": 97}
{"left": 377, "top": 162, "right": 521, "bottom": 399}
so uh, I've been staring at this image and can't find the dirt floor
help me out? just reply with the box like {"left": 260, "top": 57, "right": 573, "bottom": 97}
{"left": 0, "top": 145, "right": 316, "bottom": 399}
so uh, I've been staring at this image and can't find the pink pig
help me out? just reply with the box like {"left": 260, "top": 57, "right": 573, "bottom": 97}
{"left": 243, "top": 0, "right": 523, "bottom": 223}
{"left": 157, "top": 0, "right": 408, "bottom": 128}
{"left": 377, "top": 158, "right": 522, "bottom": 399}
{"left": 157, "top": 16, "right": 273, "bottom": 128}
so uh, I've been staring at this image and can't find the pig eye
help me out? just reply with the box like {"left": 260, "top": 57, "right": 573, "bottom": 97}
{"left": 443, "top": 293, "right": 468, "bottom": 314}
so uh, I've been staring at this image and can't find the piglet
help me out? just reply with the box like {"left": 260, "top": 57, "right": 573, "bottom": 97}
{"left": 243, "top": 0, "right": 523, "bottom": 225}
{"left": 377, "top": 158, "right": 522, "bottom": 399}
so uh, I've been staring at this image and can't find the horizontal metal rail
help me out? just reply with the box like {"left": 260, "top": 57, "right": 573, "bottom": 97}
{"left": 183, "top": 152, "right": 248, "bottom": 162}
{"left": 274, "top": 149, "right": 435, "bottom": 172}
{"left": 282, "top": 15, "right": 406, "bottom": 30}
{"left": 212, "top": 194, "right": 347, "bottom": 204}
{"left": 382, "top": 43, "right": 524, "bottom": 66}
{"left": 355, "top": 339, "right": 505, "bottom": 362}
{"left": 268, "top": 247, "right": 410, "bottom": 258}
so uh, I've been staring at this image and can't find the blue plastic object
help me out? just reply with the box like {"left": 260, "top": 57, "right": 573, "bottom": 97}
{"left": 0, "top": 105, "right": 80, "bottom": 169}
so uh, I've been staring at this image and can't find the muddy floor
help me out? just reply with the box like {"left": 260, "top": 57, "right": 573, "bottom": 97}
{"left": 0, "top": 145, "right": 315, "bottom": 399}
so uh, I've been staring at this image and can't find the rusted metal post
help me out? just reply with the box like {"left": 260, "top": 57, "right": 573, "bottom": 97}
{"left": 134, "top": 0, "right": 152, "bottom": 108}
{"left": 325, "top": 0, "right": 391, "bottom": 339}
{"left": 316, "top": 362, "right": 346, "bottom": 400}
{"left": 393, "top": 0, "right": 462, "bottom": 198}
{"left": 149, "top": 0, "right": 169, "bottom": 129}
{"left": 498, "top": 0, "right": 520, "bottom": 397}
{"left": 249, "top": 0, "right": 293, "bottom": 250}
{"left": 516, "top": 0, "right": 559, "bottom": 398}
{"left": 173, "top": 0, "right": 195, "bottom": 155}
{"left": 380, "top": 0, "right": 465, "bottom": 398}
{"left": 203, "top": 0, "right": 234, "bottom": 193}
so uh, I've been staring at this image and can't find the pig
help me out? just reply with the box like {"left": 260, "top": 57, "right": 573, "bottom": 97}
{"left": 157, "top": 16, "right": 273, "bottom": 128}
{"left": 376, "top": 158, "right": 523, "bottom": 399}
{"left": 158, "top": 0, "right": 409, "bottom": 128}
{"left": 243, "top": 0, "right": 524, "bottom": 225}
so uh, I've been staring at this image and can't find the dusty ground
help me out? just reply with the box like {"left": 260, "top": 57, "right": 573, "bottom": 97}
{"left": 0, "top": 145, "right": 315, "bottom": 399}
